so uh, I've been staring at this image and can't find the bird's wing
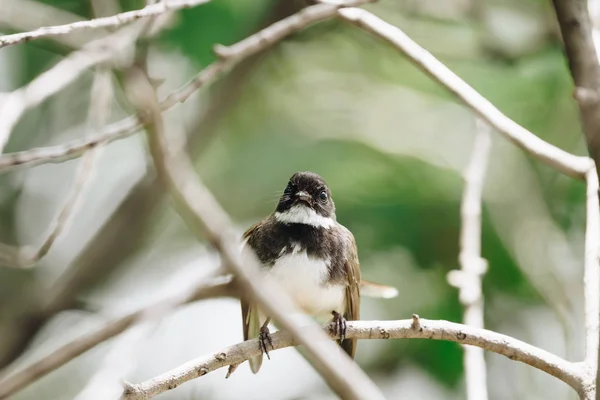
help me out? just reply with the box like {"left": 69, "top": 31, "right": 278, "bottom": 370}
{"left": 341, "top": 226, "right": 361, "bottom": 359}
{"left": 241, "top": 223, "right": 264, "bottom": 373}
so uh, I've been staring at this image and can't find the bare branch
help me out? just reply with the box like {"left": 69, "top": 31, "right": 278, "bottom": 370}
{"left": 585, "top": 168, "right": 600, "bottom": 367}
{"left": 0, "top": 70, "right": 112, "bottom": 269}
{"left": 0, "top": 0, "right": 108, "bottom": 49}
{"left": 127, "top": 68, "right": 385, "bottom": 400}
{"left": 551, "top": 0, "right": 600, "bottom": 181}
{"left": 447, "top": 119, "right": 492, "bottom": 400}
{"left": 121, "top": 317, "right": 589, "bottom": 400}
{"left": 0, "top": 0, "right": 210, "bottom": 49}
{"left": 336, "top": 7, "right": 593, "bottom": 179}
{"left": 0, "top": 24, "right": 142, "bottom": 154}
{"left": 0, "top": 0, "right": 375, "bottom": 173}
{"left": 0, "top": 275, "right": 236, "bottom": 400}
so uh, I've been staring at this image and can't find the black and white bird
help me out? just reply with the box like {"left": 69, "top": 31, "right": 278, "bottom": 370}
{"left": 240, "top": 171, "right": 398, "bottom": 373}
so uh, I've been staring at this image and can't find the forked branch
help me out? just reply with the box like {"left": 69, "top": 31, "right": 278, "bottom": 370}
{"left": 121, "top": 316, "right": 588, "bottom": 400}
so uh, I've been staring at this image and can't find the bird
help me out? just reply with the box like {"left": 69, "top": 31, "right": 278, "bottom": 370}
{"left": 240, "top": 171, "right": 398, "bottom": 373}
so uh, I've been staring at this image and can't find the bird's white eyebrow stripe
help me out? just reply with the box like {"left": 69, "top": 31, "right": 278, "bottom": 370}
{"left": 274, "top": 205, "right": 334, "bottom": 228}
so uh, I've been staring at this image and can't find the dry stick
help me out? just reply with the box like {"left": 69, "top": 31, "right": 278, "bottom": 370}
{"left": 0, "top": 0, "right": 373, "bottom": 173}
{"left": 0, "top": 70, "right": 112, "bottom": 269}
{"left": 0, "top": 0, "right": 108, "bottom": 49}
{"left": 551, "top": 0, "right": 600, "bottom": 181}
{"left": 336, "top": 7, "right": 593, "bottom": 180}
{"left": 0, "top": 0, "right": 210, "bottom": 49}
{"left": 546, "top": 1, "right": 600, "bottom": 398}
{"left": 0, "top": 23, "right": 142, "bottom": 154}
{"left": 336, "top": 6, "right": 600, "bottom": 398}
{"left": 120, "top": 317, "right": 588, "bottom": 400}
{"left": 0, "top": 275, "right": 236, "bottom": 400}
{"left": 126, "top": 70, "right": 385, "bottom": 400}
{"left": 447, "top": 119, "right": 492, "bottom": 400}
{"left": 585, "top": 167, "right": 600, "bottom": 400}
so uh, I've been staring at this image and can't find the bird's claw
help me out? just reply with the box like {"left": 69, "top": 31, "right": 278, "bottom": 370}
{"left": 331, "top": 311, "right": 347, "bottom": 342}
{"left": 259, "top": 325, "right": 274, "bottom": 360}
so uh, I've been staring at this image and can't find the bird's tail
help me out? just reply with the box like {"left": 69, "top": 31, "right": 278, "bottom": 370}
{"left": 360, "top": 279, "right": 399, "bottom": 299}
{"left": 246, "top": 304, "right": 263, "bottom": 374}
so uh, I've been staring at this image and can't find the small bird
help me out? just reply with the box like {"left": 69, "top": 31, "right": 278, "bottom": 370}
{"left": 240, "top": 171, "right": 398, "bottom": 373}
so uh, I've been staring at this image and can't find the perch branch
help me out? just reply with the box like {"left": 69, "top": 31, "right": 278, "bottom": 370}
{"left": 336, "top": 7, "right": 593, "bottom": 179}
{"left": 447, "top": 119, "right": 492, "bottom": 400}
{"left": 127, "top": 68, "right": 385, "bottom": 400}
{"left": 0, "top": 0, "right": 375, "bottom": 173}
{"left": 0, "top": 275, "right": 236, "bottom": 400}
{"left": 0, "top": 0, "right": 210, "bottom": 49}
{"left": 121, "top": 317, "right": 588, "bottom": 400}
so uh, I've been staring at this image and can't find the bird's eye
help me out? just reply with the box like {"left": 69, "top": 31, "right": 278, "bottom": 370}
{"left": 319, "top": 191, "right": 328, "bottom": 201}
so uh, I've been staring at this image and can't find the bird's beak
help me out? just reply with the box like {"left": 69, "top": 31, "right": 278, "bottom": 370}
{"left": 296, "top": 191, "right": 311, "bottom": 204}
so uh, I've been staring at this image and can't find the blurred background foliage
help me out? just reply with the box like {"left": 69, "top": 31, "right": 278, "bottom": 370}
{"left": 0, "top": 0, "right": 592, "bottom": 399}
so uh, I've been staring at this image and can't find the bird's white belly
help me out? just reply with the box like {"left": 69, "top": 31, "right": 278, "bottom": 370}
{"left": 266, "top": 250, "right": 345, "bottom": 321}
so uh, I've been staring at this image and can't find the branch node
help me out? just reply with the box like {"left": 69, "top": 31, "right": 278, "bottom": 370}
{"left": 379, "top": 327, "right": 390, "bottom": 339}
{"left": 215, "top": 352, "right": 227, "bottom": 361}
{"left": 411, "top": 314, "right": 422, "bottom": 331}
{"left": 122, "top": 381, "right": 137, "bottom": 394}
{"left": 573, "top": 87, "right": 600, "bottom": 106}
{"left": 225, "top": 363, "right": 240, "bottom": 378}
{"left": 212, "top": 44, "right": 233, "bottom": 60}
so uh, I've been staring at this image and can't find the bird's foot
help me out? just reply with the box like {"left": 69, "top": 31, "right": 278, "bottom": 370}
{"left": 331, "top": 311, "right": 347, "bottom": 342}
{"left": 259, "top": 325, "right": 274, "bottom": 360}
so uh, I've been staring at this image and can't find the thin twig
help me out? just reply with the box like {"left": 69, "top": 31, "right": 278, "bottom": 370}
{"left": 127, "top": 68, "right": 386, "bottom": 400}
{"left": 0, "top": 23, "right": 142, "bottom": 154}
{"left": 336, "top": 7, "right": 593, "bottom": 179}
{"left": 0, "top": 0, "right": 374, "bottom": 173}
{"left": 0, "top": 66, "right": 111, "bottom": 269}
{"left": 447, "top": 119, "right": 492, "bottom": 400}
{"left": 551, "top": 0, "right": 600, "bottom": 182}
{"left": 0, "top": 275, "right": 236, "bottom": 400}
{"left": 0, "top": 0, "right": 109, "bottom": 49}
{"left": 585, "top": 167, "right": 600, "bottom": 382}
{"left": 121, "top": 317, "right": 588, "bottom": 400}
{"left": 0, "top": 0, "right": 210, "bottom": 49}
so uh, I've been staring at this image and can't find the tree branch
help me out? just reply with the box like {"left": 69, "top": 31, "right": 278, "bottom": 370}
{"left": 121, "top": 316, "right": 588, "bottom": 400}
{"left": 0, "top": 275, "right": 236, "bottom": 400}
{"left": 551, "top": 0, "right": 600, "bottom": 181}
{"left": 0, "top": 0, "right": 210, "bottom": 49}
{"left": 0, "top": 23, "right": 142, "bottom": 154}
{"left": 447, "top": 119, "right": 492, "bottom": 400}
{"left": 0, "top": 0, "right": 375, "bottom": 173}
{"left": 585, "top": 167, "right": 600, "bottom": 398}
{"left": 126, "top": 67, "right": 385, "bottom": 400}
{"left": 336, "top": 7, "right": 593, "bottom": 179}
{"left": 0, "top": 69, "right": 112, "bottom": 269}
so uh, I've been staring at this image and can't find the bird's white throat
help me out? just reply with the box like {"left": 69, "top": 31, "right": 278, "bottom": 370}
{"left": 274, "top": 205, "right": 335, "bottom": 228}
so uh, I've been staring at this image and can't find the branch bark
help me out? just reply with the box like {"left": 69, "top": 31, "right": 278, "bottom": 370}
{"left": 547, "top": 2, "right": 600, "bottom": 398}
{"left": 551, "top": 0, "right": 600, "bottom": 181}
{"left": 0, "top": 275, "right": 236, "bottom": 400}
{"left": 448, "top": 119, "right": 492, "bottom": 400}
{"left": 0, "top": 0, "right": 375, "bottom": 173}
{"left": 336, "top": 7, "right": 593, "bottom": 179}
{"left": 0, "top": 0, "right": 210, "bottom": 49}
{"left": 121, "top": 317, "right": 588, "bottom": 400}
